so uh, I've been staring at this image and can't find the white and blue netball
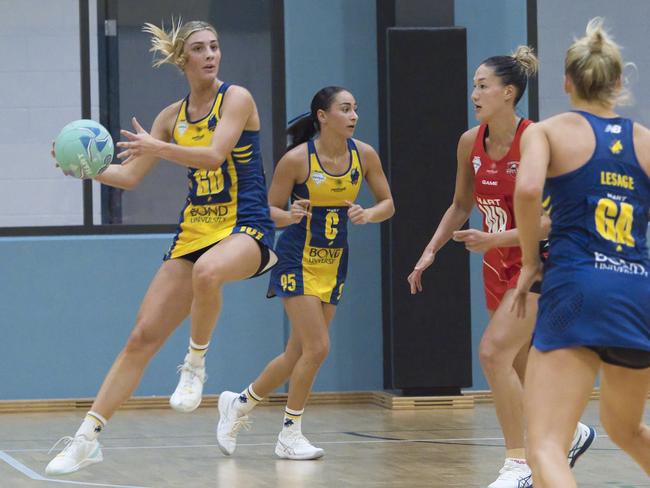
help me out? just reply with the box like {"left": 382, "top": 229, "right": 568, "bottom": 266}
{"left": 54, "top": 119, "right": 113, "bottom": 178}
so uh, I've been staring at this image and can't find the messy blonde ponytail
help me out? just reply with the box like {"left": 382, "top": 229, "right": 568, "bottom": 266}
{"left": 142, "top": 19, "right": 218, "bottom": 70}
{"left": 565, "top": 17, "right": 628, "bottom": 106}
{"left": 512, "top": 45, "right": 539, "bottom": 78}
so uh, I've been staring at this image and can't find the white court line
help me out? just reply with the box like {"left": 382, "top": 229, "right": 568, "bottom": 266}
{"left": 2, "top": 432, "right": 611, "bottom": 454}
{"left": 3, "top": 435, "right": 511, "bottom": 454}
{"left": 0, "top": 450, "right": 150, "bottom": 488}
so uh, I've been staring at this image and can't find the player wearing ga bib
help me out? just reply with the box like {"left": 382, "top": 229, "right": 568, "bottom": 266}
{"left": 268, "top": 138, "right": 363, "bottom": 304}
{"left": 164, "top": 82, "right": 275, "bottom": 267}
{"left": 471, "top": 118, "right": 532, "bottom": 310}
{"left": 535, "top": 112, "right": 650, "bottom": 354}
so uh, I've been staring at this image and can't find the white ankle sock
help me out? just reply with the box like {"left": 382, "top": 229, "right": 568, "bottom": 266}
{"left": 236, "top": 384, "right": 262, "bottom": 415}
{"left": 75, "top": 411, "right": 107, "bottom": 441}
{"left": 282, "top": 407, "right": 304, "bottom": 432}
{"left": 188, "top": 339, "right": 209, "bottom": 367}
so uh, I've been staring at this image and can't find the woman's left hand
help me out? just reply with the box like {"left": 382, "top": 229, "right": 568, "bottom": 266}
{"left": 346, "top": 200, "right": 369, "bottom": 225}
{"left": 116, "top": 117, "right": 161, "bottom": 164}
{"left": 452, "top": 229, "right": 493, "bottom": 253}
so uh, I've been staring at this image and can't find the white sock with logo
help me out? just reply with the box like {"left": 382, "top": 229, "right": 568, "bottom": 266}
{"left": 75, "top": 411, "right": 107, "bottom": 441}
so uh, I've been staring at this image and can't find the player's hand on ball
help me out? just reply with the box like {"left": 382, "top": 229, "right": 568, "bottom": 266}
{"left": 345, "top": 200, "right": 368, "bottom": 224}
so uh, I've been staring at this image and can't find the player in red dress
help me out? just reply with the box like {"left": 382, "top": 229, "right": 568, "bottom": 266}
{"left": 408, "top": 47, "right": 593, "bottom": 488}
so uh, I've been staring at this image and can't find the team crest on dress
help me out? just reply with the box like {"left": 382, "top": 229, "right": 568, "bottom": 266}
{"left": 311, "top": 171, "right": 325, "bottom": 185}
{"left": 177, "top": 121, "right": 188, "bottom": 136}
{"left": 506, "top": 161, "right": 519, "bottom": 177}
{"left": 609, "top": 139, "right": 623, "bottom": 155}
{"left": 350, "top": 168, "right": 360, "bottom": 185}
{"left": 472, "top": 156, "right": 481, "bottom": 174}
{"left": 208, "top": 114, "right": 217, "bottom": 132}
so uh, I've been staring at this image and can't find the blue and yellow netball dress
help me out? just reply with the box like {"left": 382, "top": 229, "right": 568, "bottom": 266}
{"left": 164, "top": 82, "right": 275, "bottom": 271}
{"left": 268, "top": 139, "right": 363, "bottom": 304}
{"left": 534, "top": 111, "right": 650, "bottom": 353}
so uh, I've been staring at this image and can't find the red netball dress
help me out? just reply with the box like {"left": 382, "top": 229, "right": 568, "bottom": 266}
{"left": 470, "top": 118, "right": 532, "bottom": 310}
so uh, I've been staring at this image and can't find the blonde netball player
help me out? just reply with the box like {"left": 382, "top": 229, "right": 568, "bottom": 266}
{"left": 214, "top": 86, "right": 394, "bottom": 459}
{"left": 513, "top": 18, "right": 650, "bottom": 487}
{"left": 407, "top": 47, "right": 594, "bottom": 487}
{"left": 46, "top": 20, "right": 276, "bottom": 475}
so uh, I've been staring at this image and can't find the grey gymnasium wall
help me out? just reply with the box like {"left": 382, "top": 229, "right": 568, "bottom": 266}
{"left": 0, "top": 0, "right": 102, "bottom": 227}
{"left": 537, "top": 0, "right": 650, "bottom": 127}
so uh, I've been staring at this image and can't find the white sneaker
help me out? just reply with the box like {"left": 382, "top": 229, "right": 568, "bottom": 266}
{"left": 487, "top": 458, "right": 532, "bottom": 488}
{"left": 45, "top": 435, "right": 103, "bottom": 475}
{"left": 568, "top": 422, "right": 596, "bottom": 467}
{"left": 169, "top": 354, "right": 206, "bottom": 413}
{"left": 216, "top": 391, "right": 251, "bottom": 455}
{"left": 275, "top": 429, "right": 324, "bottom": 460}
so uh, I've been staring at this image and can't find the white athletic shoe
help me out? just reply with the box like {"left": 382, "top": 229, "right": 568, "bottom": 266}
{"left": 487, "top": 458, "right": 532, "bottom": 488}
{"left": 216, "top": 391, "right": 251, "bottom": 455}
{"left": 568, "top": 422, "right": 596, "bottom": 468}
{"left": 275, "top": 429, "right": 324, "bottom": 460}
{"left": 45, "top": 435, "right": 103, "bottom": 475}
{"left": 169, "top": 354, "right": 206, "bottom": 413}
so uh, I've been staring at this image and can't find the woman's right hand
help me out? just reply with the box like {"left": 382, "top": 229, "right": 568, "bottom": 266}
{"left": 288, "top": 199, "right": 311, "bottom": 224}
{"left": 407, "top": 249, "right": 436, "bottom": 294}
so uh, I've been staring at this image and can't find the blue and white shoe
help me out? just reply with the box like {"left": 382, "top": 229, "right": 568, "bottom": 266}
{"left": 568, "top": 422, "right": 596, "bottom": 468}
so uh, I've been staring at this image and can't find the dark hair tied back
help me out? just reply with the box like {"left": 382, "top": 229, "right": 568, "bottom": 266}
{"left": 286, "top": 86, "right": 346, "bottom": 151}
{"left": 481, "top": 45, "right": 539, "bottom": 105}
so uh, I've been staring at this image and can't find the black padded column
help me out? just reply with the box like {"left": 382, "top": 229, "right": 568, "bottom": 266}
{"left": 383, "top": 27, "right": 472, "bottom": 394}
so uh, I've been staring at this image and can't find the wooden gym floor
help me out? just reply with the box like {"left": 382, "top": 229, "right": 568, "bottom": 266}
{"left": 0, "top": 400, "right": 648, "bottom": 487}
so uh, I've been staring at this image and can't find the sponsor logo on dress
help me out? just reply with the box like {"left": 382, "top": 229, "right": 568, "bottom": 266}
{"left": 506, "top": 161, "right": 519, "bottom": 177}
{"left": 306, "top": 246, "right": 343, "bottom": 265}
{"left": 311, "top": 171, "right": 325, "bottom": 185}
{"left": 472, "top": 156, "right": 481, "bottom": 174}
{"left": 594, "top": 252, "right": 648, "bottom": 276}
{"left": 605, "top": 124, "right": 621, "bottom": 134}
{"left": 331, "top": 178, "right": 347, "bottom": 193}
{"left": 177, "top": 121, "right": 188, "bottom": 136}
{"left": 481, "top": 179, "right": 498, "bottom": 186}
{"left": 189, "top": 205, "right": 229, "bottom": 224}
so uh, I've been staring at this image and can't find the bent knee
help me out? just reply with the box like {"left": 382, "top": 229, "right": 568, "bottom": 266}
{"left": 601, "top": 416, "right": 644, "bottom": 448}
{"left": 526, "top": 438, "right": 564, "bottom": 471}
{"left": 192, "top": 261, "right": 227, "bottom": 290}
{"left": 124, "top": 321, "right": 165, "bottom": 356}
{"left": 479, "top": 341, "right": 503, "bottom": 372}
{"left": 303, "top": 340, "right": 330, "bottom": 365}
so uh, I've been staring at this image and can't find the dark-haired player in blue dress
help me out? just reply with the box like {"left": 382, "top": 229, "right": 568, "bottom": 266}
{"left": 215, "top": 86, "right": 394, "bottom": 460}
{"left": 513, "top": 18, "right": 650, "bottom": 487}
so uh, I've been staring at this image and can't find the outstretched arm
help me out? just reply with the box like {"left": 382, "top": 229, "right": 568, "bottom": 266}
{"left": 407, "top": 129, "right": 475, "bottom": 294}
{"left": 94, "top": 104, "right": 176, "bottom": 190}
{"left": 116, "top": 85, "right": 255, "bottom": 171}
